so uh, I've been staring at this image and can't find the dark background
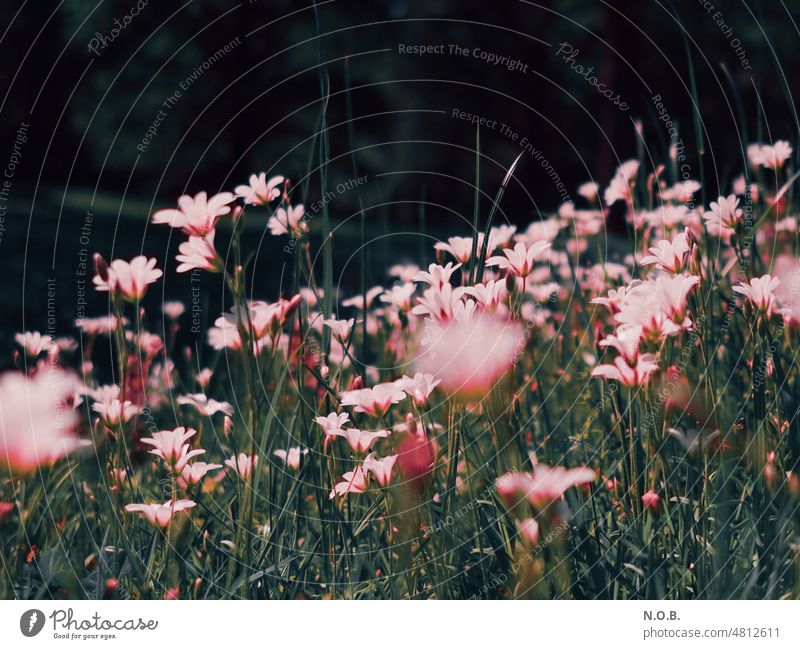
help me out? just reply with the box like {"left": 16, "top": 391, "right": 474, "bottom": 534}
{"left": 1, "top": 0, "right": 798, "bottom": 360}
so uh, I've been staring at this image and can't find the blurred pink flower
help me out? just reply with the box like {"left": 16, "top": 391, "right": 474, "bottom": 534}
{"left": 163, "top": 301, "right": 185, "bottom": 320}
{"left": 152, "top": 191, "right": 235, "bottom": 236}
{"left": 750, "top": 141, "right": 793, "bottom": 169}
{"left": 516, "top": 517, "right": 540, "bottom": 546}
{"left": 434, "top": 236, "right": 479, "bottom": 263}
{"left": 273, "top": 447, "right": 308, "bottom": 470}
{"left": 733, "top": 274, "right": 781, "bottom": 317}
{"left": 497, "top": 465, "right": 596, "bottom": 511}
{"left": 177, "top": 393, "right": 233, "bottom": 417}
{"left": 234, "top": 173, "right": 284, "bottom": 205}
{"left": 0, "top": 369, "right": 88, "bottom": 473}
{"left": 176, "top": 231, "right": 223, "bottom": 273}
{"left": 90, "top": 384, "right": 140, "bottom": 426}
{"left": 124, "top": 499, "right": 196, "bottom": 527}
{"left": 323, "top": 318, "right": 355, "bottom": 343}
{"left": 412, "top": 262, "right": 461, "bottom": 288}
{"left": 93, "top": 256, "right": 163, "bottom": 302}
{"left": 416, "top": 313, "right": 520, "bottom": 398}
{"left": 486, "top": 240, "right": 550, "bottom": 277}
{"left": 411, "top": 284, "right": 467, "bottom": 323}
{"left": 604, "top": 160, "right": 639, "bottom": 205}
{"left": 363, "top": 452, "right": 397, "bottom": 487}
{"left": 703, "top": 194, "right": 741, "bottom": 239}
{"left": 641, "top": 490, "right": 661, "bottom": 514}
{"left": 15, "top": 331, "right": 53, "bottom": 357}
{"left": 225, "top": 453, "right": 258, "bottom": 480}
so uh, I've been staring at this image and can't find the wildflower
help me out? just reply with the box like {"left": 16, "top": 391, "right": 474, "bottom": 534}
{"left": 176, "top": 231, "right": 223, "bottom": 273}
{"left": 234, "top": 173, "right": 284, "bottom": 205}
{"left": 152, "top": 191, "right": 235, "bottom": 236}
{"left": 463, "top": 279, "right": 507, "bottom": 310}
{"left": 604, "top": 160, "right": 639, "bottom": 205}
{"left": 141, "top": 427, "right": 203, "bottom": 472}
{"left": 0, "top": 369, "right": 88, "bottom": 473}
{"left": 90, "top": 385, "right": 140, "bottom": 426}
{"left": 578, "top": 181, "right": 599, "bottom": 202}
{"left": 329, "top": 465, "right": 368, "bottom": 499}
{"left": 516, "top": 518, "right": 540, "bottom": 546}
{"left": 163, "top": 301, "right": 185, "bottom": 319}
{"left": 411, "top": 284, "right": 467, "bottom": 322}
{"left": 591, "top": 354, "right": 659, "bottom": 387}
{"left": 412, "top": 262, "right": 462, "bottom": 288}
{"left": 639, "top": 229, "right": 691, "bottom": 274}
{"left": 497, "top": 465, "right": 596, "bottom": 511}
{"left": 702, "top": 194, "right": 741, "bottom": 239}
{"left": 323, "top": 318, "right": 355, "bottom": 344}
{"left": 389, "top": 264, "right": 421, "bottom": 282}
{"left": 641, "top": 490, "right": 661, "bottom": 514}
{"left": 363, "top": 452, "right": 397, "bottom": 487}
{"left": 177, "top": 393, "right": 233, "bottom": 417}
{"left": 268, "top": 204, "right": 307, "bottom": 237}
{"left": 273, "top": 447, "right": 308, "bottom": 470}
{"left": 75, "top": 315, "right": 127, "bottom": 335}
{"left": 341, "top": 286, "right": 384, "bottom": 310}
{"left": 339, "top": 383, "right": 407, "bottom": 417}
{"left": 380, "top": 283, "right": 416, "bottom": 313}
{"left": 15, "top": 331, "right": 53, "bottom": 357}
{"left": 314, "top": 412, "right": 351, "bottom": 447}
{"left": 395, "top": 372, "right": 440, "bottom": 406}
{"left": 733, "top": 274, "right": 781, "bottom": 317}
{"left": 395, "top": 415, "right": 437, "bottom": 490}
{"left": 177, "top": 461, "right": 222, "bottom": 489}
{"left": 416, "top": 313, "right": 520, "bottom": 398}
{"left": 330, "top": 428, "right": 390, "bottom": 454}
{"left": 124, "top": 500, "right": 196, "bottom": 527}
{"left": 486, "top": 241, "right": 550, "bottom": 277}
{"left": 751, "top": 141, "right": 793, "bottom": 169}
{"left": 225, "top": 453, "right": 258, "bottom": 480}
{"left": 93, "top": 256, "right": 163, "bottom": 302}
{"left": 434, "top": 236, "right": 479, "bottom": 263}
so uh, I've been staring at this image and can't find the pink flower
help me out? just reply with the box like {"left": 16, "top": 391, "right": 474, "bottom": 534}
{"left": 496, "top": 465, "right": 596, "bottom": 511}
{"left": 234, "top": 173, "right": 284, "bottom": 205}
{"left": 578, "top": 181, "right": 599, "bottom": 202}
{"left": 0, "top": 370, "right": 88, "bottom": 473}
{"left": 380, "top": 283, "right": 416, "bottom": 313}
{"left": 177, "top": 393, "right": 233, "bottom": 417}
{"left": 486, "top": 240, "right": 550, "bottom": 277}
{"left": 90, "top": 385, "right": 140, "bottom": 426}
{"left": 434, "top": 236, "right": 480, "bottom": 263}
{"left": 330, "top": 428, "right": 390, "bottom": 454}
{"left": 75, "top": 315, "right": 127, "bottom": 335}
{"left": 604, "top": 160, "right": 639, "bottom": 205}
{"left": 416, "top": 313, "right": 520, "bottom": 398}
{"left": 641, "top": 490, "right": 661, "bottom": 514}
{"left": 225, "top": 453, "right": 258, "bottom": 480}
{"left": 141, "top": 427, "right": 203, "bottom": 472}
{"left": 598, "top": 326, "right": 643, "bottom": 362}
{"left": 516, "top": 518, "right": 540, "bottom": 546}
{"left": 177, "top": 462, "right": 222, "bottom": 489}
{"left": 273, "top": 447, "right": 308, "bottom": 470}
{"left": 639, "top": 229, "right": 691, "bottom": 274}
{"left": 412, "top": 262, "right": 462, "bottom": 288}
{"left": 93, "top": 256, "right": 163, "bottom": 302}
{"left": 314, "top": 412, "right": 351, "bottom": 446}
{"left": 341, "top": 286, "right": 384, "bottom": 310}
{"left": 339, "top": 383, "right": 406, "bottom": 417}
{"left": 176, "top": 231, "right": 223, "bottom": 273}
{"left": 329, "top": 465, "right": 368, "bottom": 499}
{"left": 363, "top": 452, "right": 397, "bottom": 487}
{"left": 750, "top": 141, "right": 793, "bottom": 169}
{"left": 15, "top": 331, "right": 53, "bottom": 357}
{"left": 163, "top": 301, "right": 185, "bottom": 319}
{"left": 124, "top": 499, "right": 196, "bottom": 527}
{"left": 268, "top": 204, "right": 307, "bottom": 237}
{"left": 733, "top": 274, "right": 781, "bottom": 317}
{"left": 323, "top": 318, "right": 355, "bottom": 343}
{"left": 703, "top": 194, "right": 741, "bottom": 239}
{"left": 394, "top": 372, "right": 440, "bottom": 406}
{"left": 152, "top": 191, "right": 235, "bottom": 236}
{"left": 410, "top": 284, "right": 467, "bottom": 323}
{"left": 216, "top": 296, "right": 301, "bottom": 339}
{"left": 591, "top": 354, "right": 659, "bottom": 388}
{"left": 463, "top": 279, "right": 507, "bottom": 310}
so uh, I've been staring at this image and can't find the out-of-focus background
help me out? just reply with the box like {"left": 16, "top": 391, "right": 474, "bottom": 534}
{"left": 1, "top": 0, "right": 797, "bottom": 361}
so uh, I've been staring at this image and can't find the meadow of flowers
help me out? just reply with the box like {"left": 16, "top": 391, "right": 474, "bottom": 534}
{"left": 1, "top": 139, "right": 799, "bottom": 600}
